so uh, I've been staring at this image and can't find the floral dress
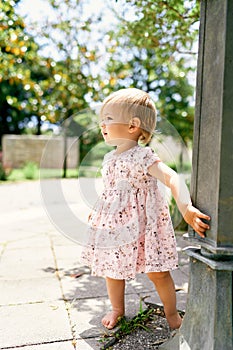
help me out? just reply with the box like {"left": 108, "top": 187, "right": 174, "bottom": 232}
{"left": 80, "top": 145, "right": 178, "bottom": 280}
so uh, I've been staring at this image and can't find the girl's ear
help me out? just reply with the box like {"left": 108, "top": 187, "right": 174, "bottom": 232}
{"left": 128, "top": 117, "right": 141, "bottom": 132}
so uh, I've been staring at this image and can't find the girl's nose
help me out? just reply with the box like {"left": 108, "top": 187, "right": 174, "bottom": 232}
{"left": 99, "top": 120, "right": 106, "bottom": 128}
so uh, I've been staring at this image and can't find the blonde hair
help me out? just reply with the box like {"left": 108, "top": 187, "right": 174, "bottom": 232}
{"left": 100, "top": 88, "right": 157, "bottom": 144}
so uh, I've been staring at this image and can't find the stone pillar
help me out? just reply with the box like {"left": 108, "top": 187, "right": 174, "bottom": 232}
{"left": 160, "top": 1, "right": 233, "bottom": 349}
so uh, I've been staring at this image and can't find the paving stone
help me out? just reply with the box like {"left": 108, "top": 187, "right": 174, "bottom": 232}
{"left": 0, "top": 181, "right": 41, "bottom": 212}
{"left": 177, "top": 263, "right": 189, "bottom": 277}
{"left": 0, "top": 277, "right": 61, "bottom": 306}
{"left": 124, "top": 292, "right": 147, "bottom": 318}
{"left": 77, "top": 336, "right": 105, "bottom": 350}
{"left": 130, "top": 269, "right": 189, "bottom": 313}
{"left": 69, "top": 295, "right": 111, "bottom": 338}
{"left": 0, "top": 243, "right": 5, "bottom": 256}
{"left": 6, "top": 234, "right": 51, "bottom": 250}
{"left": 0, "top": 180, "right": 190, "bottom": 349}
{"left": 139, "top": 291, "right": 163, "bottom": 308}
{"left": 52, "top": 244, "right": 84, "bottom": 265}
{"left": 0, "top": 301, "right": 72, "bottom": 348}
{"left": 1, "top": 207, "right": 48, "bottom": 226}
{"left": 140, "top": 289, "right": 188, "bottom": 312}
{"left": 3, "top": 341, "right": 75, "bottom": 350}
{"left": 176, "top": 233, "right": 191, "bottom": 249}
{"left": 50, "top": 233, "right": 78, "bottom": 246}
{"left": 0, "top": 228, "right": 40, "bottom": 244}
{"left": 0, "top": 218, "right": 53, "bottom": 243}
{"left": 60, "top": 269, "right": 138, "bottom": 301}
{"left": 61, "top": 273, "right": 108, "bottom": 301}
{"left": 128, "top": 273, "right": 155, "bottom": 293}
{"left": 0, "top": 246, "right": 55, "bottom": 280}
{"left": 171, "top": 268, "right": 189, "bottom": 287}
{"left": 178, "top": 253, "right": 190, "bottom": 267}
{"left": 70, "top": 294, "right": 147, "bottom": 340}
{"left": 176, "top": 291, "right": 188, "bottom": 311}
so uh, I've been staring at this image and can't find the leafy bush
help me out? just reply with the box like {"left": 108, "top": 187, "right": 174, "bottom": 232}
{"left": 22, "top": 162, "right": 39, "bottom": 180}
{"left": 0, "top": 163, "right": 7, "bottom": 181}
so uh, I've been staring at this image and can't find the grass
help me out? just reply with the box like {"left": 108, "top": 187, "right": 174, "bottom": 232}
{"left": 99, "top": 306, "right": 154, "bottom": 350}
{"left": 99, "top": 302, "right": 185, "bottom": 350}
{"left": 5, "top": 167, "right": 79, "bottom": 182}
{"left": 3, "top": 166, "right": 103, "bottom": 182}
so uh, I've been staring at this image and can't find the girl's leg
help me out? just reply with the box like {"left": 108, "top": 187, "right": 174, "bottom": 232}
{"left": 102, "top": 277, "right": 125, "bottom": 329}
{"left": 147, "top": 271, "right": 182, "bottom": 329}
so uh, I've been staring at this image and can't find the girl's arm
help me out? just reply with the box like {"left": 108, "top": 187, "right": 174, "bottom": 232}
{"left": 148, "top": 161, "right": 210, "bottom": 238}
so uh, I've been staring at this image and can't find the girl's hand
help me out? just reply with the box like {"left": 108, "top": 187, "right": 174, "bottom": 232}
{"left": 184, "top": 205, "right": 210, "bottom": 238}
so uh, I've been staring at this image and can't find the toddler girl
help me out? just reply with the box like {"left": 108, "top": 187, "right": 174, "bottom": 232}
{"left": 81, "top": 88, "right": 210, "bottom": 330}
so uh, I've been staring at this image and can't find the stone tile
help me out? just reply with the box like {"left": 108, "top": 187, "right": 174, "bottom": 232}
{"left": 128, "top": 273, "right": 155, "bottom": 293}
{"left": 5, "top": 341, "right": 75, "bottom": 350}
{"left": 0, "top": 209, "right": 54, "bottom": 243}
{"left": 140, "top": 290, "right": 187, "bottom": 313}
{"left": 0, "top": 301, "right": 72, "bottom": 348}
{"left": 0, "top": 277, "right": 61, "bottom": 306}
{"left": 52, "top": 244, "right": 83, "bottom": 265}
{"left": 139, "top": 291, "right": 163, "bottom": 307}
{"left": 178, "top": 263, "right": 190, "bottom": 277}
{"left": 61, "top": 273, "right": 108, "bottom": 301}
{"left": 70, "top": 293, "right": 147, "bottom": 339}
{"left": 0, "top": 246, "right": 55, "bottom": 280}
{"left": 69, "top": 296, "right": 111, "bottom": 338}
{"left": 176, "top": 291, "right": 188, "bottom": 311}
{"left": 126, "top": 271, "right": 188, "bottom": 312}
{"left": 125, "top": 291, "right": 147, "bottom": 318}
{"left": 171, "top": 268, "right": 189, "bottom": 288}
{"left": 0, "top": 243, "right": 5, "bottom": 256}
{"left": 178, "top": 252, "right": 190, "bottom": 267}
{"left": 0, "top": 228, "right": 40, "bottom": 244}
{"left": 6, "top": 234, "right": 51, "bottom": 250}
{"left": 176, "top": 232, "right": 191, "bottom": 250}
{"left": 0, "top": 181, "right": 191, "bottom": 349}
{"left": 0, "top": 181, "right": 41, "bottom": 212}
{"left": 50, "top": 233, "right": 78, "bottom": 246}
{"left": 60, "top": 272, "right": 136, "bottom": 301}
{"left": 76, "top": 337, "right": 104, "bottom": 350}
{"left": 1, "top": 207, "right": 48, "bottom": 227}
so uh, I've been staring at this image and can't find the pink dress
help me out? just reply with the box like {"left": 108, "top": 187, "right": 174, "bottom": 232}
{"left": 81, "top": 145, "right": 178, "bottom": 280}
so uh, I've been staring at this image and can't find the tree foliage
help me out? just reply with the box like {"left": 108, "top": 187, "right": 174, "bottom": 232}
{"left": 0, "top": 0, "right": 40, "bottom": 139}
{"left": 0, "top": 0, "right": 200, "bottom": 153}
{"left": 100, "top": 0, "right": 200, "bottom": 144}
{"left": 120, "top": 0, "right": 200, "bottom": 57}
{"left": 28, "top": 0, "right": 102, "bottom": 122}
{"left": 0, "top": 0, "right": 105, "bottom": 145}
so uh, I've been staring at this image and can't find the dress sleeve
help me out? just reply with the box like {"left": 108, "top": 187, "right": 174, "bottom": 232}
{"left": 142, "top": 147, "right": 161, "bottom": 173}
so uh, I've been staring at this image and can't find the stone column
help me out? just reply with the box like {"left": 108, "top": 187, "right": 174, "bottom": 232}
{"left": 160, "top": 1, "right": 233, "bottom": 349}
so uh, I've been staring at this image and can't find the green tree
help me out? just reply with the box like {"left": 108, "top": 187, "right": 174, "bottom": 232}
{"left": 98, "top": 0, "right": 199, "bottom": 145}
{"left": 0, "top": 0, "right": 106, "bottom": 147}
{"left": 26, "top": 0, "right": 105, "bottom": 123}
{"left": 118, "top": 0, "right": 199, "bottom": 59}
{"left": 0, "top": 0, "right": 41, "bottom": 144}
{"left": 22, "top": 0, "right": 108, "bottom": 168}
{"left": 1, "top": 0, "right": 200, "bottom": 166}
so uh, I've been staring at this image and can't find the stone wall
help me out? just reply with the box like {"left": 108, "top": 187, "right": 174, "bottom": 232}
{"left": 2, "top": 134, "right": 79, "bottom": 169}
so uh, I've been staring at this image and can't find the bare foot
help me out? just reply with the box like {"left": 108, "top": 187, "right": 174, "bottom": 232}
{"left": 102, "top": 310, "right": 124, "bottom": 330}
{"left": 166, "top": 312, "right": 182, "bottom": 330}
